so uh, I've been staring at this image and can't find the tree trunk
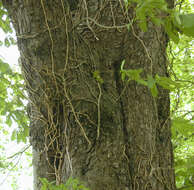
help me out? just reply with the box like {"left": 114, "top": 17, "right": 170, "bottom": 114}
{"left": 3, "top": 0, "right": 176, "bottom": 190}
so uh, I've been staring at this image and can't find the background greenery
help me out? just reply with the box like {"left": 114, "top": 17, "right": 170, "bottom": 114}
{"left": 0, "top": 0, "right": 193, "bottom": 189}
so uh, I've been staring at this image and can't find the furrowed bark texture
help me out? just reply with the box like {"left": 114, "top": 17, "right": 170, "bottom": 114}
{"left": 3, "top": 0, "right": 176, "bottom": 190}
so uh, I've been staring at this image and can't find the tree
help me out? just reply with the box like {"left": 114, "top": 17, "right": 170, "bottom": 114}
{"left": 2, "top": 0, "right": 178, "bottom": 189}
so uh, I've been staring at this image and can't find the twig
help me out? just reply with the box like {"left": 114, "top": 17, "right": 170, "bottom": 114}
{"left": 7, "top": 144, "right": 31, "bottom": 159}
{"left": 97, "top": 82, "right": 102, "bottom": 140}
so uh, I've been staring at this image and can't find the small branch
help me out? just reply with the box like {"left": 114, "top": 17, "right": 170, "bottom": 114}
{"left": 7, "top": 144, "right": 31, "bottom": 159}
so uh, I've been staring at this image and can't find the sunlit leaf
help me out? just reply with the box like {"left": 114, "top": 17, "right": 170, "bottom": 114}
{"left": 173, "top": 13, "right": 194, "bottom": 37}
{"left": 0, "top": 59, "right": 12, "bottom": 74}
{"left": 164, "top": 18, "right": 180, "bottom": 44}
{"left": 172, "top": 117, "right": 194, "bottom": 137}
{"left": 11, "top": 129, "right": 17, "bottom": 141}
{"left": 155, "top": 75, "right": 182, "bottom": 91}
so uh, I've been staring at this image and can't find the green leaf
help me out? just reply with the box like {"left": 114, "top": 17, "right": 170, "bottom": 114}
{"left": 179, "top": 14, "right": 194, "bottom": 28}
{"left": 139, "top": 20, "right": 148, "bottom": 32}
{"left": 147, "top": 75, "right": 155, "bottom": 88}
{"left": 127, "top": 24, "right": 131, "bottom": 31}
{"left": 5, "top": 115, "right": 12, "bottom": 126}
{"left": 39, "top": 177, "right": 90, "bottom": 190}
{"left": 2, "top": 129, "right": 9, "bottom": 135}
{"left": 164, "top": 18, "right": 180, "bottom": 44}
{"left": 0, "top": 160, "right": 6, "bottom": 169}
{"left": 0, "top": 60, "right": 12, "bottom": 74}
{"left": 135, "top": 0, "right": 168, "bottom": 31}
{"left": 172, "top": 117, "right": 194, "bottom": 137}
{"left": 147, "top": 75, "right": 158, "bottom": 97}
{"left": 136, "top": 78, "right": 147, "bottom": 86}
{"left": 155, "top": 75, "right": 181, "bottom": 91}
{"left": 173, "top": 13, "right": 194, "bottom": 37}
{"left": 93, "top": 70, "right": 104, "bottom": 84}
{"left": 11, "top": 129, "right": 17, "bottom": 141}
{"left": 121, "top": 60, "right": 126, "bottom": 81}
{"left": 121, "top": 72, "right": 126, "bottom": 81}
{"left": 4, "top": 37, "right": 10, "bottom": 47}
{"left": 120, "top": 60, "right": 125, "bottom": 71}
{"left": 174, "top": 13, "right": 181, "bottom": 25}
{"left": 151, "top": 17, "right": 163, "bottom": 26}
{"left": 125, "top": 68, "right": 143, "bottom": 81}
{"left": 121, "top": 62, "right": 147, "bottom": 86}
{"left": 0, "top": 16, "right": 12, "bottom": 33}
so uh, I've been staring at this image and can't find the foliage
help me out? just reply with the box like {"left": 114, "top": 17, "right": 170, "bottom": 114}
{"left": 0, "top": 57, "right": 29, "bottom": 143}
{"left": 120, "top": 60, "right": 182, "bottom": 97}
{"left": 40, "top": 177, "right": 90, "bottom": 190}
{"left": 168, "top": 35, "right": 194, "bottom": 189}
{"left": 124, "top": 0, "right": 194, "bottom": 44}
{"left": 0, "top": 1, "right": 12, "bottom": 34}
{"left": 132, "top": 0, "right": 168, "bottom": 31}
{"left": 0, "top": 3, "right": 31, "bottom": 190}
{"left": 93, "top": 70, "right": 104, "bottom": 84}
{"left": 0, "top": 1, "right": 29, "bottom": 144}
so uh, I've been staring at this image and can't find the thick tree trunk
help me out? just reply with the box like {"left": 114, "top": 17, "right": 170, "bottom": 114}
{"left": 3, "top": 0, "right": 176, "bottom": 190}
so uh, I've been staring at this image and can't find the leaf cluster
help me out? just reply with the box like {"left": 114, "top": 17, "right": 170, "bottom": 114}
{"left": 169, "top": 35, "right": 194, "bottom": 189}
{"left": 120, "top": 60, "right": 182, "bottom": 97}
{"left": 0, "top": 60, "right": 29, "bottom": 143}
{"left": 125, "top": 0, "right": 194, "bottom": 43}
{"left": 40, "top": 177, "right": 90, "bottom": 190}
{"left": 93, "top": 70, "right": 104, "bottom": 84}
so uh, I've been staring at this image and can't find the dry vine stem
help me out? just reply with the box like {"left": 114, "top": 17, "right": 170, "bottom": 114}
{"left": 3, "top": 0, "right": 176, "bottom": 188}
{"left": 36, "top": 0, "right": 165, "bottom": 185}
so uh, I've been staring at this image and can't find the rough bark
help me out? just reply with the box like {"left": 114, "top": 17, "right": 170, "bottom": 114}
{"left": 3, "top": 0, "right": 176, "bottom": 190}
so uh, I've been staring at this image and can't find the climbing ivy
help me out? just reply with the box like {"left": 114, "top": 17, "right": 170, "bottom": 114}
{"left": 40, "top": 177, "right": 90, "bottom": 190}
{"left": 120, "top": 60, "right": 182, "bottom": 97}
{"left": 124, "top": 0, "right": 194, "bottom": 43}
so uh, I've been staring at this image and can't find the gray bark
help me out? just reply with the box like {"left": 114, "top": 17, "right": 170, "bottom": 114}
{"left": 3, "top": 0, "right": 176, "bottom": 190}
